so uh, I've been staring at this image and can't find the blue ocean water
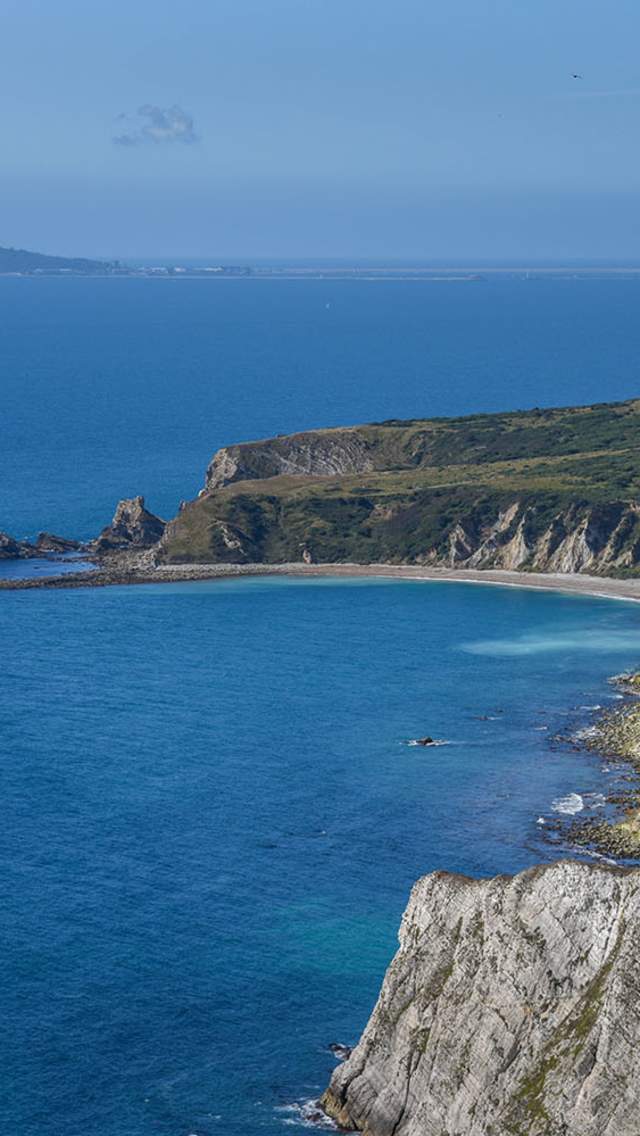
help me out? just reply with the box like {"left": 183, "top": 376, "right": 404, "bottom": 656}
{"left": 3, "top": 577, "right": 640, "bottom": 1136}
{"left": 3, "top": 279, "right": 640, "bottom": 1136}
{"left": 2, "top": 276, "right": 640, "bottom": 538}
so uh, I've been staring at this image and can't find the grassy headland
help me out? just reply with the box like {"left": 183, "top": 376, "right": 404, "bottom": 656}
{"left": 159, "top": 398, "right": 640, "bottom": 570}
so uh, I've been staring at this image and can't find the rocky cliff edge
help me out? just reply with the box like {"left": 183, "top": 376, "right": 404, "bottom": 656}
{"left": 322, "top": 860, "right": 640, "bottom": 1136}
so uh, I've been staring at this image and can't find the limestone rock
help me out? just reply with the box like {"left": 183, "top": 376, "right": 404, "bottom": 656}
{"left": 204, "top": 429, "right": 375, "bottom": 491}
{"left": 322, "top": 860, "right": 640, "bottom": 1136}
{"left": 92, "top": 497, "right": 165, "bottom": 552}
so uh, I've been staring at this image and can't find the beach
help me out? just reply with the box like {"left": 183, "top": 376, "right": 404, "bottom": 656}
{"left": 4, "top": 559, "right": 640, "bottom": 602}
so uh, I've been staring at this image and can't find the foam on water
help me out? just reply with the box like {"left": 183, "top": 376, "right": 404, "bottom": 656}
{"left": 551, "top": 793, "right": 585, "bottom": 815}
{"left": 551, "top": 791, "right": 607, "bottom": 815}
{"left": 463, "top": 628, "right": 640, "bottom": 658}
{"left": 276, "top": 1101, "right": 337, "bottom": 1130}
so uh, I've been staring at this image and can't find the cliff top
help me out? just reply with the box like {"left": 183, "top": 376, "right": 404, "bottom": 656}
{"left": 160, "top": 397, "right": 640, "bottom": 571}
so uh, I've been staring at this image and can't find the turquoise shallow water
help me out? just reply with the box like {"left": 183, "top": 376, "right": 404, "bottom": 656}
{"left": 3, "top": 575, "right": 640, "bottom": 1136}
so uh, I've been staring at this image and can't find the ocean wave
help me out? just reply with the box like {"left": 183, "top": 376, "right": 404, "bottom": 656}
{"left": 573, "top": 725, "right": 599, "bottom": 741}
{"left": 328, "top": 1042, "right": 352, "bottom": 1061}
{"left": 551, "top": 791, "right": 606, "bottom": 816}
{"left": 551, "top": 793, "right": 584, "bottom": 815}
{"left": 277, "top": 1100, "right": 337, "bottom": 1129}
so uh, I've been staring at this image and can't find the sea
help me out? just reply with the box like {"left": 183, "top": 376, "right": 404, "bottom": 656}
{"left": 3, "top": 276, "right": 640, "bottom": 1136}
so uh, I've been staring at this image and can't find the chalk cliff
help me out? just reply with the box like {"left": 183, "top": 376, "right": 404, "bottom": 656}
{"left": 322, "top": 861, "right": 640, "bottom": 1136}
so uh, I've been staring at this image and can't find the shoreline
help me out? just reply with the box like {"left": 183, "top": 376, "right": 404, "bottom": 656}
{"left": 3, "top": 560, "right": 640, "bottom": 601}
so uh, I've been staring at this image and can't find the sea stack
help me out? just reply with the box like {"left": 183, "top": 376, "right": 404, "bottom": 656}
{"left": 92, "top": 496, "right": 166, "bottom": 552}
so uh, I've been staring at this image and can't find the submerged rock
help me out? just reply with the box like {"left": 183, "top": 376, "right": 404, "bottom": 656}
{"left": 328, "top": 1042, "right": 352, "bottom": 1061}
{"left": 322, "top": 860, "right": 640, "bottom": 1136}
{"left": 92, "top": 496, "right": 166, "bottom": 552}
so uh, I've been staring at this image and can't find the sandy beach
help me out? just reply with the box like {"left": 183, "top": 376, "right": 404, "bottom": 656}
{"left": 3, "top": 559, "right": 640, "bottom": 602}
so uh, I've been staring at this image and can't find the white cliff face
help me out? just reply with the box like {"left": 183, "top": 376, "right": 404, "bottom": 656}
{"left": 436, "top": 502, "right": 640, "bottom": 574}
{"left": 323, "top": 861, "right": 640, "bottom": 1136}
{"left": 204, "top": 430, "right": 376, "bottom": 490}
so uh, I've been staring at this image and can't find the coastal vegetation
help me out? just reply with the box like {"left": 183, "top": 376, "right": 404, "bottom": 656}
{"left": 0, "top": 244, "right": 116, "bottom": 275}
{"left": 159, "top": 398, "right": 640, "bottom": 571}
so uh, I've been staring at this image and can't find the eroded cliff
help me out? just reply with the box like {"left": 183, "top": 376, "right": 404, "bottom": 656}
{"left": 158, "top": 399, "right": 640, "bottom": 573}
{"left": 322, "top": 860, "right": 640, "bottom": 1136}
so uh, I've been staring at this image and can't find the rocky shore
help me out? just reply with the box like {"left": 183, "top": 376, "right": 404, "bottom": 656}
{"left": 5, "top": 556, "right": 640, "bottom": 600}
{"left": 564, "top": 672, "right": 640, "bottom": 859}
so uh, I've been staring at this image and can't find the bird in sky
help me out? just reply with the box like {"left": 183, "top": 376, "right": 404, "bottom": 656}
{"left": 572, "top": 73, "right": 583, "bottom": 79}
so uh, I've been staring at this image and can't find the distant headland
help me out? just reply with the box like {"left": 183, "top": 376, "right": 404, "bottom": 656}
{"left": 5, "top": 244, "right": 640, "bottom": 279}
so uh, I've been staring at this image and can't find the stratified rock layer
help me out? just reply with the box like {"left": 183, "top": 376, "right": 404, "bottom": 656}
{"left": 322, "top": 861, "right": 640, "bottom": 1136}
{"left": 205, "top": 428, "right": 376, "bottom": 490}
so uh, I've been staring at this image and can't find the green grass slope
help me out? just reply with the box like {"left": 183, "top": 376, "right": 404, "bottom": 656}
{"left": 160, "top": 398, "right": 640, "bottom": 570}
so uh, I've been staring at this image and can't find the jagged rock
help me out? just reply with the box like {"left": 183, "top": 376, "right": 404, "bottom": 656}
{"left": 0, "top": 531, "right": 36, "bottom": 559}
{"left": 322, "top": 860, "right": 640, "bottom": 1136}
{"left": 34, "top": 532, "right": 82, "bottom": 553}
{"left": 92, "top": 497, "right": 165, "bottom": 552}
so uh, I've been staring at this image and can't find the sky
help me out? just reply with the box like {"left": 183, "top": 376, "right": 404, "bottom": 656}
{"left": 2, "top": 0, "right": 640, "bottom": 261}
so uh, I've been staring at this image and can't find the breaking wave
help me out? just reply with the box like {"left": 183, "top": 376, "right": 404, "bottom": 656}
{"left": 277, "top": 1100, "right": 338, "bottom": 1129}
{"left": 551, "top": 793, "right": 584, "bottom": 815}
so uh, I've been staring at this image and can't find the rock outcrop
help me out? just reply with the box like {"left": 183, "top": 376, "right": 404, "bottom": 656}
{"left": 0, "top": 531, "right": 35, "bottom": 559}
{"left": 442, "top": 501, "right": 640, "bottom": 573}
{"left": 204, "top": 428, "right": 377, "bottom": 491}
{"left": 34, "top": 532, "right": 82, "bottom": 553}
{"left": 0, "top": 530, "right": 83, "bottom": 559}
{"left": 92, "top": 497, "right": 166, "bottom": 552}
{"left": 322, "top": 860, "right": 640, "bottom": 1136}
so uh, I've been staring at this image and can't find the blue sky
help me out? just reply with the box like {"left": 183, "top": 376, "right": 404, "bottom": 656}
{"left": 3, "top": 0, "right": 640, "bottom": 259}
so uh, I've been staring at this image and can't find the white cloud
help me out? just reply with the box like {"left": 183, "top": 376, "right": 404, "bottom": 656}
{"left": 114, "top": 105, "right": 198, "bottom": 146}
